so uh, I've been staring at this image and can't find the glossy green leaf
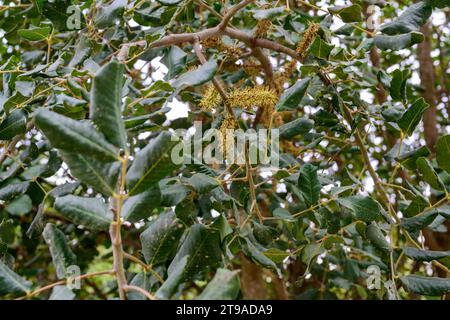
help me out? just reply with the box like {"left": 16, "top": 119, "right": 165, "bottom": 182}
{"left": 264, "top": 248, "right": 290, "bottom": 263}
{"left": 49, "top": 286, "right": 75, "bottom": 300}
{"left": 404, "top": 247, "right": 450, "bottom": 262}
{"left": 374, "top": 32, "right": 424, "bottom": 50}
{"left": 0, "top": 110, "right": 27, "bottom": 140}
{"left": 398, "top": 98, "right": 429, "bottom": 136}
{"left": 140, "top": 211, "right": 185, "bottom": 266}
{"left": 90, "top": 59, "right": 127, "bottom": 149}
{"left": 298, "top": 163, "right": 321, "bottom": 206}
{"left": 337, "top": 196, "right": 382, "bottom": 223}
{"left": 168, "top": 224, "right": 222, "bottom": 280}
{"left": 366, "top": 222, "right": 391, "bottom": 252}
{"left": 94, "top": 0, "right": 127, "bottom": 28}
{"left": 197, "top": 269, "right": 240, "bottom": 300}
{"left": 35, "top": 110, "right": 119, "bottom": 162}
{"left": 436, "top": 135, "right": 450, "bottom": 174}
{"left": 187, "top": 173, "right": 218, "bottom": 194}
{"left": 401, "top": 210, "right": 438, "bottom": 233}
{"left": 42, "top": 223, "right": 77, "bottom": 279}
{"left": 172, "top": 59, "right": 217, "bottom": 90}
{"left": 123, "top": 186, "right": 161, "bottom": 222}
{"left": 0, "top": 182, "right": 30, "bottom": 201}
{"left": 59, "top": 151, "right": 120, "bottom": 196}
{"left": 126, "top": 132, "right": 180, "bottom": 195}
{"left": 54, "top": 195, "right": 111, "bottom": 231}
{"left": 276, "top": 78, "right": 311, "bottom": 111}
{"left": 329, "top": 4, "right": 362, "bottom": 22}
{"left": 163, "top": 46, "right": 187, "bottom": 79}
{"left": 279, "top": 118, "right": 314, "bottom": 139}
{"left": 309, "top": 38, "right": 334, "bottom": 59}
{"left": 251, "top": 6, "right": 285, "bottom": 20}
{"left": 0, "top": 259, "right": 31, "bottom": 295}
{"left": 416, "top": 157, "right": 445, "bottom": 190}
{"left": 18, "top": 27, "right": 51, "bottom": 41}
{"left": 155, "top": 255, "right": 189, "bottom": 299}
{"left": 401, "top": 275, "right": 450, "bottom": 296}
{"left": 380, "top": 2, "right": 432, "bottom": 35}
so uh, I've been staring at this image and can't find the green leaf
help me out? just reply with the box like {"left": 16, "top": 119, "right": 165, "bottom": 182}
{"left": 276, "top": 78, "right": 311, "bottom": 111}
{"left": 337, "top": 196, "right": 382, "bottom": 223}
{"left": 123, "top": 186, "right": 161, "bottom": 222}
{"left": 251, "top": 6, "right": 285, "bottom": 20}
{"left": 0, "top": 110, "right": 27, "bottom": 140}
{"left": 90, "top": 59, "right": 127, "bottom": 149}
{"left": 163, "top": 46, "right": 187, "bottom": 79}
{"left": 0, "top": 219, "right": 15, "bottom": 244}
{"left": 168, "top": 224, "right": 222, "bottom": 281}
{"left": 379, "top": 2, "right": 432, "bottom": 35}
{"left": 140, "top": 211, "right": 185, "bottom": 267}
{"left": 403, "top": 196, "right": 429, "bottom": 218}
{"left": 329, "top": 4, "right": 362, "bottom": 22}
{"left": 0, "top": 259, "right": 31, "bottom": 295}
{"left": 401, "top": 275, "right": 450, "bottom": 296}
{"left": 366, "top": 222, "right": 391, "bottom": 252}
{"left": 301, "top": 242, "right": 324, "bottom": 266}
{"left": 49, "top": 285, "right": 75, "bottom": 300}
{"left": 69, "top": 35, "right": 92, "bottom": 68}
{"left": 427, "top": 0, "right": 450, "bottom": 8}
{"left": 264, "top": 248, "right": 290, "bottom": 263}
{"left": 94, "top": 0, "right": 128, "bottom": 28}
{"left": 197, "top": 269, "right": 240, "bottom": 300}
{"left": 172, "top": 59, "right": 217, "bottom": 90}
{"left": 0, "top": 182, "right": 30, "bottom": 201}
{"left": 397, "top": 146, "right": 430, "bottom": 170}
{"left": 5, "top": 195, "right": 32, "bottom": 216}
{"left": 155, "top": 255, "right": 189, "bottom": 299}
{"left": 241, "top": 238, "right": 279, "bottom": 272}
{"left": 416, "top": 157, "right": 445, "bottom": 190}
{"left": 298, "top": 163, "right": 321, "bottom": 206}
{"left": 279, "top": 118, "right": 314, "bottom": 139}
{"left": 126, "top": 131, "right": 180, "bottom": 195}
{"left": 272, "top": 207, "right": 295, "bottom": 221}
{"left": 43, "top": 223, "right": 77, "bottom": 279}
{"left": 157, "top": 0, "right": 184, "bottom": 5}
{"left": 401, "top": 210, "right": 438, "bottom": 233}
{"left": 404, "top": 247, "right": 450, "bottom": 262}
{"left": 374, "top": 32, "right": 424, "bottom": 50}
{"left": 40, "top": 0, "right": 82, "bottom": 31}
{"left": 397, "top": 98, "right": 429, "bottom": 136}
{"left": 54, "top": 195, "right": 112, "bottom": 231}
{"left": 390, "top": 69, "right": 408, "bottom": 102}
{"left": 187, "top": 173, "right": 219, "bottom": 194}
{"left": 18, "top": 27, "right": 51, "bottom": 41}
{"left": 436, "top": 135, "right": 450, "bottom": 174}
{"left": 309, "top": 38, "right": 334, "bottom": 59}
{"left": 59, "top": 151, "right": 121, "bottom": 196}
{"left": 35, "top": 110, "right": 119, "bottom": 162}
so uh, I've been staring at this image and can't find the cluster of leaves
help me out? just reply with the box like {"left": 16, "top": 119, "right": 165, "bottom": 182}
{"left": 0, "top": 0, "right": 450, "bottom": 300}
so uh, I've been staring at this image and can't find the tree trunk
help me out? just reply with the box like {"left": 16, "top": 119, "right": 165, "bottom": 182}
{"left": 417, "top": 22, "right": 439, "bottom": 152}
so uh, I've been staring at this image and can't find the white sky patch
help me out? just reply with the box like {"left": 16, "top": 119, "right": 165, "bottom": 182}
{"left": 166, "top": 98, "right": 190, "bottom": 120}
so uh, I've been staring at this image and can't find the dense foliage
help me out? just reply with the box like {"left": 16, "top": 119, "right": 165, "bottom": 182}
{"left": 0, "top": 0, "right": 450, "bottom": 300}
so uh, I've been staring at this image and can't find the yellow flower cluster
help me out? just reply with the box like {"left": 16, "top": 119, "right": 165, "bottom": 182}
{"left": 199, "top": 85, "right": 222, "bottom": 112}
{"left": 226, "top": 86, "right": 278, "bottom": 110}
{"left": 254, "top": 19, "right": 272, "bottom": 38}
{"left": 219, "top": 115, "right": 237, "bottom": 154}
{"left": 243, "top": 58, "right": 261, "bottom": 77}
{"left": 201, "top": 37, "right": 242, "bottom": 61}
{"left": 296, "top": 22, "right": 320, "bottom": 61}
{"left": 274, "top": 59, "right": 298, "bottom": 94}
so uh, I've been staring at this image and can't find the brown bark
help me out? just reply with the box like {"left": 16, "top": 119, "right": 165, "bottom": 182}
{"left": 417, "top": 22, "right": 439, "bottom": 152}
{"left": 239, "top": 254, "right": 269, "bottom": 299}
